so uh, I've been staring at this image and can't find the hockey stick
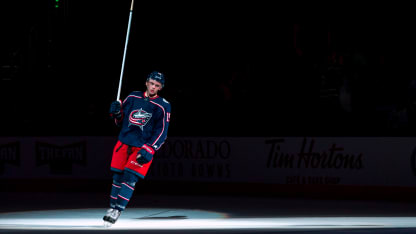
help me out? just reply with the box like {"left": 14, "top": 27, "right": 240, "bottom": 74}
{"left": 116, "top": 0, "right": 135, "bottom": 101}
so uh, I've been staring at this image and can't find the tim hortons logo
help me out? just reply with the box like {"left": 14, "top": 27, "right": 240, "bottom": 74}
{"left": 0, "top": 142, "right": 20, "bottom": 175}
{"left": 129, "top": 108, "right": 152, "bottom": 130}
{"left": 35, "top": 141, "right": 86, "bottom": 175}
{"left": 265, "top": 138, "right": 363, "bottom": 170}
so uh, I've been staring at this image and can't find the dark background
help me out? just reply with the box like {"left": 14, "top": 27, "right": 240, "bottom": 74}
{"left": 3, "top": 2, "right": 416, "bottom": 218}
{"left": 1, "top": 1, "right": 415, "bottom": 138}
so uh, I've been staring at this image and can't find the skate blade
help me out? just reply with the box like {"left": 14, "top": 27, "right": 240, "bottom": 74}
{"left": 103, "top": 221, "right": 112, "bottom": 228}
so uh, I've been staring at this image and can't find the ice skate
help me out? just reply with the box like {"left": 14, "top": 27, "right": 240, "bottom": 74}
{"left": 103, "top": 209, "right": 121, "bottom": 226}
{"left": 103, "top": 208, "right": 114, "bottom": 222}
{"left": 103, "top": 208, "right": 116, "bottom": 227}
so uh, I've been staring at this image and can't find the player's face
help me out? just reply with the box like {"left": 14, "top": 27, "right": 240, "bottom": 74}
{"left": 146, "top": 79, "right": 162, "bottom": 97}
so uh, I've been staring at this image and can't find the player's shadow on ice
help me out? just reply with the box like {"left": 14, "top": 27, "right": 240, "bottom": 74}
{"left": 137, "top": 216, "right": 188, "bottom": 219}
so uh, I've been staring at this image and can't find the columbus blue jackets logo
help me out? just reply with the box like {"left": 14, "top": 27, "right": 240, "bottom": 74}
{"left": 129, "top": 108, "right": 152, "bottom": 130}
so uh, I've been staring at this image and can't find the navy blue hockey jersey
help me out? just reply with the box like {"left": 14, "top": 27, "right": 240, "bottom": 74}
{"left": 116, "top": 91, "right": 171, "bottom": 150}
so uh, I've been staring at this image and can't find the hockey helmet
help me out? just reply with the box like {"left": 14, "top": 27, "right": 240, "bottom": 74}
{"left": 147, "top": 71, "right": 165, "bottom": 87}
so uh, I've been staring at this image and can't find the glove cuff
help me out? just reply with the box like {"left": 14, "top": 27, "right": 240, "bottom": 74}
{"left": 142, "top": 144, "right": 155, "bottom": 155}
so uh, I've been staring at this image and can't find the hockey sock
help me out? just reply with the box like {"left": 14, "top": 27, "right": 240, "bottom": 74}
{"left": 110, "top": 172, "right": 123, "bottom": 209}
{"left": 115, "top": 170, "right": 139, "bottom": 211}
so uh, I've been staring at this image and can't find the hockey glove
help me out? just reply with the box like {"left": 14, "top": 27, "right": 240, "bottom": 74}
{"left": 109, "top": 100, "right": 122, "bottom": 119}
{"left": 136, "top": 144, "right": 155, "bottom": 165}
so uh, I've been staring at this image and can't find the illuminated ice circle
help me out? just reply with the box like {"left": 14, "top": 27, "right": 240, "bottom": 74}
{"left": 1, "top": 208, "right": 416, "bottom": 230}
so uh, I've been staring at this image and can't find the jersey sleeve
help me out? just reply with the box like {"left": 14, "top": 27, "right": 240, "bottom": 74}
{"left": 147, "top": 101, "right": 171, "bottom": 151}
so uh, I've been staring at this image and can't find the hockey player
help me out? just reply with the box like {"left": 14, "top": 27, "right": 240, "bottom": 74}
{"left": 103, "top": 71, "right": 171, "bottom": 226}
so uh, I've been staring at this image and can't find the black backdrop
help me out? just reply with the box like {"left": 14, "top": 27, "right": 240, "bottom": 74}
{"left": 1, "top": 1, "right": 415, "bottom": 137}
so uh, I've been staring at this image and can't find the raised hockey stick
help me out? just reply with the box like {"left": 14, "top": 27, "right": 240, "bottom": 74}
{"left": 116, "top": 0, "right": 135, "bottom": 101}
